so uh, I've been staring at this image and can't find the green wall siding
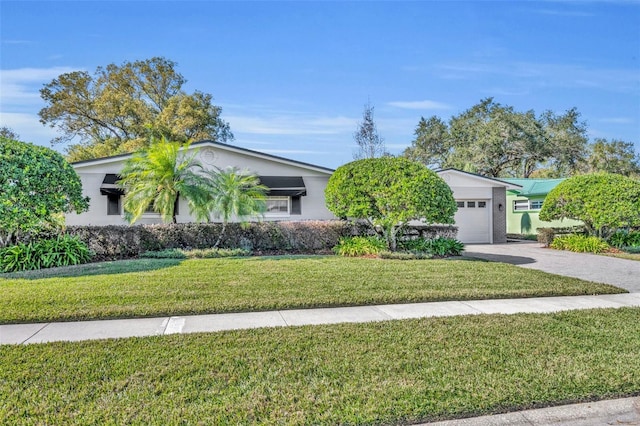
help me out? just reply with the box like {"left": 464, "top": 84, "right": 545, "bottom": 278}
{"left": 506, "top": 194, "right": 582, "bottom": 235}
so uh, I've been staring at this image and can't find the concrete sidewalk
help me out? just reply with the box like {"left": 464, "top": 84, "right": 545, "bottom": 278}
{"left": 2, "top": 292, "right": 639, "bottom": 345}
{"left": 424, "top": 396, "right": 640, "bottom": 425}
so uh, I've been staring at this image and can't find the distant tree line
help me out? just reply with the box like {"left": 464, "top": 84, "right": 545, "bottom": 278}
{"left": 402, "top": 98, "right": 639, "bottom": 178}
{"left": 29, "top": 56, "right": 640, "bottom": 177}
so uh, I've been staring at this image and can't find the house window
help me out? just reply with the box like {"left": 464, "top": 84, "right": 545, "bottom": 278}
{"left": 265, "top": 197, "right": 290, "bottom": 215}
{"left": 513, "top": 200, "right": 529, "bottom": 211}
{"left": 478, "top": 201, "right": 487, "bottom": 208}
{"left": 514, "top": 200, "right": 543, "bottom": 211}
{"left": 467, "top": 201, "right": 476, "bottom": 208}
{"left": 456, "top": 201, "right": 465, "bottom": 208}
{"left": 530, "top": 200, "right": 543, "bottom": 210}
{"left": 107, "top": 194, "right": 121, "bottom": 215}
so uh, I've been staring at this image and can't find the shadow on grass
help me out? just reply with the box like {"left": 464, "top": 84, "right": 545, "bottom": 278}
{"left": 0, "top": 258, "right": 183, "bottom": 280}
{"left": 462, "top": 252, "right": 536, "bottom": 265}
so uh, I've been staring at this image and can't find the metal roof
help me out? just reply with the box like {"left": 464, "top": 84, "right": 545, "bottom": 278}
{"left": 502, "top": 178, "right": 566, "bottom": 196}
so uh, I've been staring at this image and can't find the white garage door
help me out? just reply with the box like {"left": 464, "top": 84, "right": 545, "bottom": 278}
{"left": 454, "top": 200, "right": 491, "bottom": 243}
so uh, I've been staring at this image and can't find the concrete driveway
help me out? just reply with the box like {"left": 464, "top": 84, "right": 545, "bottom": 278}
{"left": 463, "top": 241, "right": 640, "bottom": 293}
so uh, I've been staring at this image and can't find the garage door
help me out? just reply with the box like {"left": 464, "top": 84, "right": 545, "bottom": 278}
{"left": 454, "top": 200, "right": 490, "bottom": 243}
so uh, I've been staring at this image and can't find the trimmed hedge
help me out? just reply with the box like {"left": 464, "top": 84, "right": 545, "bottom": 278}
{"left": 537, "top": 226, "right": 586, "bottom": 247}
{"left": 67, "top": 221, "right": 458, "bottom": 261}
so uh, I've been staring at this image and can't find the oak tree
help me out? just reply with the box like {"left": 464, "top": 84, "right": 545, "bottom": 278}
{"left": 585, "top": 139, "right": 640, "bottom": 177}
{"left": 39, "top": 57, "right": 233, "bottom": 162}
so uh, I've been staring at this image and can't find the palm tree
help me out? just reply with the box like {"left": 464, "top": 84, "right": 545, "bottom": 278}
{"left": 119, "top": 138, "right": 209, "bottom": 224}
{"left": 203, "top": 167, "right": 268, "bottom": 248}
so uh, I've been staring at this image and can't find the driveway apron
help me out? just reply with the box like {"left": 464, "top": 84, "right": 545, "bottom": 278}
{"left": 463, "top": 241, "right": 640, "bottom": 293}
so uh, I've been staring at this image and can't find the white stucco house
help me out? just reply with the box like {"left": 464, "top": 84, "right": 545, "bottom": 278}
{"left": 67, "top": 140, "right": 336, "bottom": 226}
{"left": 67, "top": 141, "right": 519, "bottom": 244}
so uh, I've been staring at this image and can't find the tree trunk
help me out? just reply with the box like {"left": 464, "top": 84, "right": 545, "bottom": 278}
{"left": 213, "top": 221, "right": 227, "bottom": 249}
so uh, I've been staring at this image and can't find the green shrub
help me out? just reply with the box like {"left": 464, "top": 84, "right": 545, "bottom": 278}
{"left": 325, "top": 157, "right": 457, "bottom": 250}
{"left": 0, "top": 235, "right": 92, "bottom": 273}
{"left": 623, "top": 246, "right": 640, "bottom": 254}
{"left": 550, "top": 234, "right": 610, "bottom": 254}
{"left": 540, "top": 173, "right": 640, "bottom": 238}
{"left": 333, "top": 236, "right": 386, "bottom": 257}
{"left": 184, "top": 248, "right": 251, "bottom": 258}
{"left": 141, "top": 248, "right": 251, "bottom": 259}
{"left": 399, "top": 237, "right": 464, "bottom": 257}
{"left": 608, "top": 230, "right": 640, "bottom": 248}
{"left": 65, "top": 221, "right": 461, "bottom": 260}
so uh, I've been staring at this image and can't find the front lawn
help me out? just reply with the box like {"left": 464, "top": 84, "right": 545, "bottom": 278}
{"left": 0, "top": 256, "right": 623, "bottom": 324}
{"left": 2, "top": 308, "right": 639, "bottom": 424}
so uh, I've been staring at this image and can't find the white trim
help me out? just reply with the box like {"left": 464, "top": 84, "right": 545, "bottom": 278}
{"left": 72, "top": 141, "right": 334, "bottom": 175}
{"left": 264, "top": 196, "right": 291, "bottom": 217}
{"left": 437, "top": 169, "right": 521, "bottom": 190}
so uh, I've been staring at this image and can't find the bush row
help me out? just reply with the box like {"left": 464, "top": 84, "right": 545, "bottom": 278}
{"left": 538, "top": 227, "right": 640, "bottom": 251}
{"left": 332, "top": 235, "right": 464, "bottom": 259}
{"left": 67, "top": 221, "right": 458, "bottom": 261}
{"left": 537, "top": 226, "right": 585, "bottom": 247}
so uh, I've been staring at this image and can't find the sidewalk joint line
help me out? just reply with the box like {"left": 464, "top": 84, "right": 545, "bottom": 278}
{"left": 277, "top": 310, "right": 289, "bottom": 326}
{"left": 21, "top": 322, "right": 51, "bottom": 345}
{"left": 371, "top": 306, "right": 393, "bottom": 319}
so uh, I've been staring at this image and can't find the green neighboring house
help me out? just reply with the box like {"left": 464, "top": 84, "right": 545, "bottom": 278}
{"left": 502, "top": 178, "right": 582, "bottom": 235}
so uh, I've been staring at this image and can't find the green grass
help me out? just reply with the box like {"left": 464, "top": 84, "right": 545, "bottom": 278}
{"left": 1, "top": 308, "right": 639, "bottom": 425}
{"left": 603, "top": 252, "right": 640, "bottom": 261}
{"left": 0, "top": 256, "right": 624, "bottom": 324}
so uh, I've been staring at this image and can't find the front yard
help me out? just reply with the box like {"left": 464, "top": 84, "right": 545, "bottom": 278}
{"left": 1, "top": 307, "right": 639, "bottom": 424}
{"left": 0, "top": 256, "right": 624, "bottom": 324}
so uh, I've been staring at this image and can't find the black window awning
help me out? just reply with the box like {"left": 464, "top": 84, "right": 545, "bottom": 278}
{"left": 258, "top": 176, "right": 306, "bottom": 196}
{"left": 100, "top": 174, "right": 125, "bottom": 196}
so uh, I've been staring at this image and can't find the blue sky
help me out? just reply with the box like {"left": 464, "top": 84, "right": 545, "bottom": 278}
{"left": 1, "top": 0, "right": 639, "bottom": 170}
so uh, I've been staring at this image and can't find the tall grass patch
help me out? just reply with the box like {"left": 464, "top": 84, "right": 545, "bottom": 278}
{"left": 550, "top": 234, "right": 610, "bottom": 253}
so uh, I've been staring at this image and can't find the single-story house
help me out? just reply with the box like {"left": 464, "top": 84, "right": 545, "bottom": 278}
{"left": 66, "top": 141, "right": 518, "bottom": 243}
{"left": 502, "top": 178, "right": 582, "bottom": 235}
{"left": 67, "top": 140, "right": 336, "bottom": 225}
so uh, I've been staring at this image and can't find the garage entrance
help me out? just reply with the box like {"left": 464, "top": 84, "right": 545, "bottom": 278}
{"left": 454, "top": 199, "right": 491, "bottom": 243}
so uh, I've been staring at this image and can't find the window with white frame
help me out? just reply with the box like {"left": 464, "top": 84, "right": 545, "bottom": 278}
{"left": 513, "top": 199, "right": 543, "bottom": 211}
{"left": 513, "top": 200, "right": 529, "bottom": 211}
{"left": 530, "top": 200, "right": 544, "bottom": 210}
{"left": 265, "top": 197, "right": 290, "bottom": 215}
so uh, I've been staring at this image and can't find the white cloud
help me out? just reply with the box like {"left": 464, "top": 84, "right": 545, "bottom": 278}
{"left": 435, "top": 61, "right": 639, "bottom": 93}
{"left": 598, "top": 117, "right": 634, "bottom": 124}
{"left": 0, "top": 112, "right": 59, "bottom": 146}
{"left": 1, "top": 40, "right": 32, "bottom": 45}
{"left": 226, "top": 114, "right": 356, "bottom": 136}
{"left": 388, "top": 100, "right": 452, "bottom": 110}
{"left": 532, "top": 9, "right": 595, "bottom": 17}
{"left": 0, "top": 66, "right": 80, "bottom": 107}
